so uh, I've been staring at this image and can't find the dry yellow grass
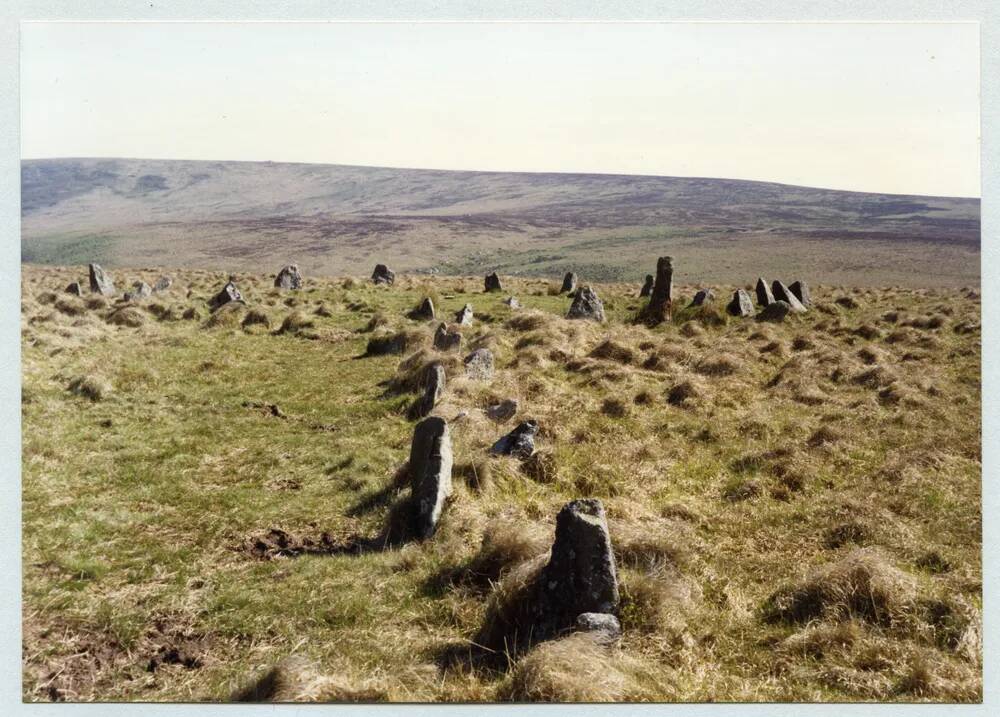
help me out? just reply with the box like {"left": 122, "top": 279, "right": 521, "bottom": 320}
{"left": 20, "top": 264, "right": 981, "bottom": 703}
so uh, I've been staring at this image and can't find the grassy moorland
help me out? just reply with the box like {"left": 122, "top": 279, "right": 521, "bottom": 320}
{"left": 21, "top": 264, "right": 981, "bottom": 702}
{"left": 21, "top": 158, "right": 980, "bottom": 286}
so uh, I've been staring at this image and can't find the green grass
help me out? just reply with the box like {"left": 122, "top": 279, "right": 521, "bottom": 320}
{"left": 21, "top": 266, "right": 982, "bottom": 702}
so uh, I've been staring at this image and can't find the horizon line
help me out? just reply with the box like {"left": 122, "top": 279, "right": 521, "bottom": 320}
{"left": 19, "top": 155, "right": 982, "bottom": 201}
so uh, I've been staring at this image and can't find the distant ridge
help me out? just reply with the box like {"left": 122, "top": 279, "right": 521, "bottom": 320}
{"left": 21, "top": 158, "right": 981, "bottom": 286}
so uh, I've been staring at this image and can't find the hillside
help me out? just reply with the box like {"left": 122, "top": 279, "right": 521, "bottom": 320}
{"left": 21, "top": 265, "right": 982, "bottom": 702}
{"left": 21, "top": 158, "right": 981, "bottom": 287}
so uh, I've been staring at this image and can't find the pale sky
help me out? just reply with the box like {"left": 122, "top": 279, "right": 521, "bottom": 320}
{"left": 20, "top": 22, "right": 980, "bottom": 197}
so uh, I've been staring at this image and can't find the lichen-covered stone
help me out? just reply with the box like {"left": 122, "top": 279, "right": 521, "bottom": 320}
{"left": 408, "top": 416, "right": 453, "bottom": 539}
{"left": 372, "top": 264, "right": 395, "bottom": 285}
{"left": 567, "top": 286, "right": 605, "bottom": 322}
{"left": 88, "top": 263, "right": 116, "bottom": 296}
{"left": 274, "top": 264, "right": 302, "bottom": 290}
{"left": 727, "top": 289, "right": 754, "bottom": 317}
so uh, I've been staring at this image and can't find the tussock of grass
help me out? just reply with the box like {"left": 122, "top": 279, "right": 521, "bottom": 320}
{"left": 761, "top": 549, "right": 916, "bottom": 627}
{"left": 54, "top": 297, "right": 86, "bottom": 316}
{"left": 241, "top": 309, "right": 271, "bottom": 330}
{"left": 106, "top": 306, "right": 146, "bottom": 328}
{"left": 364, "top": 328, "right": 426, "bottom": 356}
{"left": 498, "top": 633, "right": 631, "bottom": 702}
{"left": 67, "top": 374, "right": 112, "bottom": 401}
{"left": 666, "top": 378, "right": 702, "bottom": 407}
{"left": 590, "top": 340, "right": 635, "bottom": 364}
{"left": 230, "top": 657, "right": 389, "bottom": 702}
{"left": 694, "top": 353, "right": 739, "bottom": 377}
{"left": 275, "top": 311, "right": 315, "bottom": 336}
{"left": 204, "top": 302, "right": 247, "bottom": 329}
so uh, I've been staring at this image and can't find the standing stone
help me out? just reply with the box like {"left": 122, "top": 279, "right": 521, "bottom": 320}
{"left": 533, "top": 499, "right": 619, "bottom": 638}
{"left": 789, "top": 280, "right": 811, "bottom": 307}
{"left": 124, "top": 281, "right": 152, "bottom": 302}
{"left": 771, "top": 281, "right": 807, "bottom": 313}
{"left": 408, "top": 416, "right": 453, "bottom": 539}
{"left": 209, "top": 280, "right": 244, "bottom": 310}
{"left": 639, "top": 256, "right": 673, "bottom": 324}
{"left": 727, "top": 289, "right": 754, "bottom": 317}
{"left": 484, "top": 272, "right": 503, "bottom": 292}
{"left": 274, "top": 264, "right": 302, "bottom": 290}
{"left": 88, "top": 263, "right": 116, "bottom": 296}
{"left": 491, "top": 420, "right": 539, "bottom": 459}
{"left": 409, "top": 297, "right": 435, "bottom": 321}
{"left": 455, "top": 303, "right": 474, "bottom": 326}
{"left": 65, "top": 282, "right": 83, "bottom": 296}
{"left": 561, "top": 272, "right": 578, "bottom": 294}
{"left": 433, "top": 323, "right": 462, "bottom": 351}
{"left": 639, "top": 274, "right": 654, "bottom": 298}
{"left": 755, "top": 277, "right": 774, "bottom": 307}
{"left": 463, "top": 348, "right": 495, "bottom": 380}
{"left": 759, "top": 300, "right": 791, "bottom": 322}
{"left": 152, "top": 275, "right": 173, "bottom": 292}
{"left": 566, "top": 286, "right": 605, "bottom": 322}
{"left": 504, "top": 296, "right": 521, "bottom": 309}
{"left": 690, "top": 289, "right": 715, "bottom": 307}
{"left": 372, "top": 264, "right": 395, "bottom": 285}
{"left": 486, "top": 399, "right": 518, "bottom": 421}
{"left": 411, "top": 363, "right": 446, "bottom": 419}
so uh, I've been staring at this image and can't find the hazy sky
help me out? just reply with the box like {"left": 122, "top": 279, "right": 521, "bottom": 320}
{"left": 20, "top": 22, "right": 980, "bottom": 197}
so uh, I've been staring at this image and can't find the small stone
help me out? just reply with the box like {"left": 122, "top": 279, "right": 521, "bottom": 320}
{"left": 727, "top": 289, "right": 754, "bottom": 317}
{"left": 561, "top": 272, "right": 578, "bottom": 294}
{"left": 771, "top": 281, "right": 807, "bottom": 312}
{"left": 455, "top": 303, "right": 474, "bottom": 326}
{"left": 755, "top": 277, "right": 774, "bottom": 307}
{"left": 491, "top": 420, "right": 538, "bottom": 459}
{"left": 433, "top": 323, "right": 462, "bottom": 351}
{"left": 65, "top": 281, "right": 83, "bottom": 296}
{"left": 639, "top": 257, "right": 673, "bottom": 324}
{"left": 124, "top": 281, "right": 153, "bottom": 302}
{"left": 408, "top": 416, "right": 453, "bottom": 539}
{"left": 411, "top": 363, "right": 446, "bottom": 419}
{"left": 88, "top": 263, "right": 116, "bottom": 296}
{"left": 639, "top": 274, "right": 654, "bottom": 298}
{"left": 566, "top": 286, "right": 605, "bottom": 322}
{"left": 209, "top": 280, "right": 244, "bottom": 310}
{"left": 409, "top": 297, "right": 435, "bottom": 321}
{"left": 152, "top": 275, "right": 173, "bottom": 292}
{"left": 372, "top": 264, "right": 395, "bottom": 285}
{"left": 484, "top": 272, "right": 503, "bottom": 292}
{"left": 486, "top": 399, "right": 518, "bottom": 421}
{"left": 575, "top": 612, "right": 622, "bottom": 644}
{"left": 463, "top": 348, "right": 495, "bottom": 380}
{"left": 789, "top": 280, "right": 811, "bottom": 306}
{"left": 274, "top": 264, "right": 302, "bottom": 290}
{"left": 504, "top": 296, "right": 520, "bottom": 309}
{"left": 759, "top": 300, "right": 791, "bottom": 322}
{"left": 690, "top": 289, "right": 715, "bottom": 307}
